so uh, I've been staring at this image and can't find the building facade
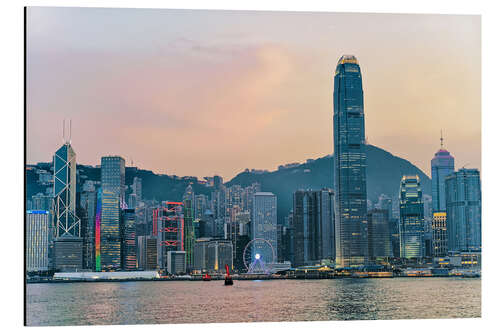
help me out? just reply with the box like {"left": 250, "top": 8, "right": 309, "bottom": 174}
{"left": 292, "top": 189, "right": 335, "bottom": 267}
{"left": 367, "top": 209, "right": 392, "bottom": 260}
{"left": 252, "top": 192, "right": 278, "bottom": 264}
{"left": 26, "top": 210, "right": 50, "bottom": 272}
{"left": 399, "top": 176, "right": 425, "bottom": 259}
{"left": 432, "top": 212, "right": 448, "bottom": 257}
{"left": 431, "top": 147, "right": 455, "bottom": 212}
{"left": 122, "top": 209, "right": 137, "bottom": 270}
{"left": 445, "top": 168, "right": 481, "bottom": 252}
{"left": 333, "top": 55, "right": 369, "bottom": 267}
{"left": 99, "top": 156, "right": 125, "bottom": 271}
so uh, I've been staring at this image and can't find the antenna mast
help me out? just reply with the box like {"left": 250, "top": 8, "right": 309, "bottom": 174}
{"left": 440, "top": 129, "right": 444, "bottom": 149}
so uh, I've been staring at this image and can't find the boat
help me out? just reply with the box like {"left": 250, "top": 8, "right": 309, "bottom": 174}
{"left": 202, "top": 273, "right": 212, "bottom": 281}
{"left": 224, "top": 264, "right": 233, "bottom": 286}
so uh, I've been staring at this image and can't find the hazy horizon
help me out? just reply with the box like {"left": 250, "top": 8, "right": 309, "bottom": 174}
{"left": 26, "top": 7, "right": 481, "bottom": 180}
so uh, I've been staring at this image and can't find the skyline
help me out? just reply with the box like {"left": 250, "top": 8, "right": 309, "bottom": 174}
{"left": 26, "top": 7, "right": 481, "bottom": 180}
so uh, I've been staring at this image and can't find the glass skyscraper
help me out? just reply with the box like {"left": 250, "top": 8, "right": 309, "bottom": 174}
{"left": 445, "top": 168, "right": 481, "bottom": 252}
{"left": 252, "top": 192, "right": 277, "bottom": 264}
{"left": 53, "top": 143, "right": 80, "bottom": 237}
{"left": 99, "top": 156, "right": 125, "bottom": 271}
{"left": 431, "top": 146, "right": 455, "bottom": 212}
{"left": 292, "top": 189, "right": 335, "bottom": 267}
{"left": 399, "top": 175, "right": 425, "bottom": 259}
{"left": 333, "top": 54, "right": 368, "bottom": 267}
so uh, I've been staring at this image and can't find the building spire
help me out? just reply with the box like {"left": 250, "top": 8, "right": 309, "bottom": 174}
{"left": 440, "top": 129, "right": 444, "bottom": 149}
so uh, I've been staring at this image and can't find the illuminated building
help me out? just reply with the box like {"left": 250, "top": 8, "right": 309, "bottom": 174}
{"left": 367, "top": 209, "right": 392, "bottom": 260}
{"left": 292, "top": 189, "right": 335, "bottom": 267}
{"left": 399, "top": 175, "right": 425, "bottom": 259}
{"left": 154, "top": 202, "right": 184, "bottom": 269}
{"left": 193, "top": 238, "right": 211, "bottom": 272}
{"left": 99, "top": 156, "right": 125, "bottom": 271}
{"left": 26, "top": 210, "right": 50, "bottom": 272}
{"left": 333, "top": 54, "right": 369, "bottom": 267}
{"left": 183, "top": 185, "right": 195, "bottom": 269}
{"left": 445, "top": 168, "right": 481, "bottom": 252}
{"left": 137, "top": 236, "right": 157, "bottom": 270}
{"left": 252, "top": 192, "right": 277, "bottom": 263}
{"left": 80, "top": 183, "right": 97, "bottom": 270}
{"left": 122, "top": 209, "right": 137, "bottom": 270}
{"left": 431, "top": 135, "right": 455, "bottom": 212}
{"left": 432, "top": 212, "right": 448, "bottom": 257}
{"left": 95, "top": 188, "right": 102, "bottom": 271}
{"left": 207, "top": 240, "right": 233, "bottom": 273}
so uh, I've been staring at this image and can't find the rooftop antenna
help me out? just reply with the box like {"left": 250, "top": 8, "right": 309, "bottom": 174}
{"left": 440, "top": 129, "right": 444, "bottom": 149}
{"left": 62, "top": 119, "right": 66, "bottom": 144}
{"left": 69, "top": 118, "right": 72, "bottom": 144}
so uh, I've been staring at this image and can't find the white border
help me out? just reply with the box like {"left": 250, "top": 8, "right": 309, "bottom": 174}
{"left": 2, "top": 0, "right": 499, "bottom": 332}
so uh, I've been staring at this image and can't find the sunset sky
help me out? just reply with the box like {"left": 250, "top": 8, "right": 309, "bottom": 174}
{"left": 26, "top": 7, "right": 481, "bottom": 180}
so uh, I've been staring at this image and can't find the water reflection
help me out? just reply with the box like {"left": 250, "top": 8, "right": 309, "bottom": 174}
{"left": 26, "top": 278, "right": 480, "bottom": 326}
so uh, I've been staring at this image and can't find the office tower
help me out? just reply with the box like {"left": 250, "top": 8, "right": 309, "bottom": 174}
{"left": 183, "top": 186, "right": 195, "bottom": 269}
{"left": 367, "top": 209, "right": 392, "bottom": 261}
{"left": 101, "top": 156, "right": 125, "bottom": 202}
{"left": 431, "top": 135, "right": 455, "bottom": 212}
{"left": 167, "top": 251, "right": 186, "bottom": 275}
{"left": 399, "top": 175, "right": 425, "bottom": 259}
{"left": 252, "top": 192, "right": 277, "bottom": 263}
{"left": 137, "top": 236, "right": 157, "bottom": 270}
{"left": 80, "top": 185, "right": 97, "bottom": 270}
{"left": 99, "top": 156, "right": 125, "bottom": 271}
{"left": 131, "top": 177, "right": 142, "bottom": 202}
{"left": 432, "top": 212, "right": 448, "bottom": 257}
{"left": 53, "top": 142, "right": 81, "bottom": 238}
{"left": 154, "top": 202, "right": 184, "bottom": 269}
{"left": 445, "top": 168, "right": 481, "bottom": 252}
{"left": 194, "top": 194, "right": 208, "bottom": 220}
{"left": 53, "top": 235, "right": 83, "bottom": 271}
{"left": 127, "top": 193, "right": 137, "bottom": 209}
{"left": 53, "top": 141, "right": 83, "bottom": 271}
{"left": 211, "top": 187, "right": 226, "bottom": 238}
{"left": 26, "top": 210, "right": 50, "bottom": 272}
{"left": 193, "top": 238, "right": 211, "bottom": 272}
{"left": 122, "top": 209, "right": 137, "bottom": 270}
{"left": 292, "top": 189, "right": 335, "bottom": 267}
{"left": 333, "top": 55, "right": 368, "bottom": 267}
{"left": 31, "top": 193, "right": 53, "bottom": 211}
{"left": 207, "top": 240, "right": 233, "bottom": 273}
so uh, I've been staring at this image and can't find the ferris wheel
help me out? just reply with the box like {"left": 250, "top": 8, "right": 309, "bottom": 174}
{"left": 242, "top": 238, "right": 276, "bottom": 274}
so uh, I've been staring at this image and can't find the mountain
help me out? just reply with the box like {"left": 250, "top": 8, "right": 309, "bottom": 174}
{"left": 227, "top": 144, "right": 431, "bottom": 223}
{"left": 26, "top": 144, "right": 430, "bottom": 225}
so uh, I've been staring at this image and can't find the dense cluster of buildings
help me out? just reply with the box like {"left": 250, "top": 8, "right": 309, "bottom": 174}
{"left": 26, "top": 55, "right": 481, "bottom": 278}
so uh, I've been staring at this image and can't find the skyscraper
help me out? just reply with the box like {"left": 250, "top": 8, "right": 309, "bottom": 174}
{"left": 399, "top": 175, "right": 425, "bottom": 259}
{"left": 122, "top": 208, "right": 137, "bottom": 270}
{"left": 445, "top": 168, "right": 481, "bottom": 252}
{"left": 26, "top": 210, "right": 50, "bottom": 272}
{"left": 53, "top": 141, "right": 83, "bottom": 271}
{"left": 252, "top": 192, "right": 277, "bottom": 264}
{"left": 292, "top": 189, "right": 335, "bottom": 267}
{"left": 99, "top": 156, "right": 125, "bottom": 271}
{"left": 53, "top": 142, "right": 80, "bottom": 238}
{"left": 432, "top": 212, "right": 448, "bottom": 257}
{"left": 431, "top": 135, "right": 455, "bottom": 212}
{"left": 183, "top": 185, "right": 195, "bottom": 270}
{"left": 333, "top": 54, "right": 368, "bottom": 267}
{"left": 367, "top": 209, "right": 392, "bottom": 260}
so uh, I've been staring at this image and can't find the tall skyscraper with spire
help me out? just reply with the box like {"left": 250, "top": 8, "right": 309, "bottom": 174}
{"left": 333, "top": 55, "right": 368, "bottom": 267}
{"left": 431, "top": 131, "right": 455, "bottom": 212}
{"left": 52, "top": 120, "right": 83, "bottom": 271}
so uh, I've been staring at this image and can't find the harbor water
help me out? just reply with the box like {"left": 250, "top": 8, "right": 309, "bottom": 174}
{"left": 26, "top": 277, "right": 480, "bottom": 326}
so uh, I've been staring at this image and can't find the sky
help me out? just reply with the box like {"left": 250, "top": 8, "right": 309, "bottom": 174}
{"left": 26, "top": 7, "right": 481, "bottom": 180}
